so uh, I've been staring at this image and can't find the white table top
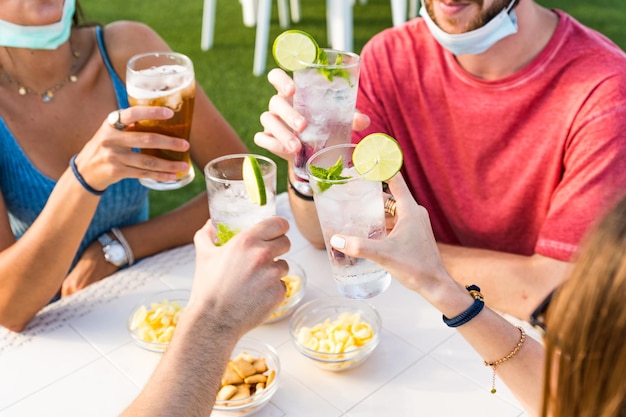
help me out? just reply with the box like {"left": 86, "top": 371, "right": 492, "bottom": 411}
{"left": 0, "top": 193, "right": 532, "bottom": 417}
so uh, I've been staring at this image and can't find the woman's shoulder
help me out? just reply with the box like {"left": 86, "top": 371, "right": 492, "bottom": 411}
{"left": 96, "top": 21, "right": 172, "bottom": 80}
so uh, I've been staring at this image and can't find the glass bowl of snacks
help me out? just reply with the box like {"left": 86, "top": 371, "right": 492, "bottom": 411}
{"left": 127, "top": 289, "right": 189, "bottom": 352}
{"left": 265, "top": 260, "right": 307, "bottom": 323}
{"left": 213, "top": 337, "right": 280, "bottom": 416}
{"left": 289, "top": 297, "right": 382, "bottom": 371}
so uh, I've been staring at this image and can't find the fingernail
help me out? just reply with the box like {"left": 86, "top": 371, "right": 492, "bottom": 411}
{"left": 294, "top": 116, "right": 306, "bottom": 131}
{"left": 330, "top": 235, "right": 346, "bottom": 250}
{"left": 288, "top": 139, "right": 300, "bottom": 152}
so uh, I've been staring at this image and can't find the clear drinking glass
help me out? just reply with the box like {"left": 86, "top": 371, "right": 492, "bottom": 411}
{"left": 204, "top": 154, "right": 277, "bottom": 246}
{"left": 292, "top": 49, "right": 361, "bottom": 194}
{"left": 306, "top": 144, "right": 391, "bottom": 299}
{"left": 126, "top": 52, "right": 196, "bottom": 190}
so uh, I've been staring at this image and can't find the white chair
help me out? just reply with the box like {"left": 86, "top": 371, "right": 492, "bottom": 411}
{"left": 327, "top": 0, "right": 420, "bottom": 52}
{"left": 201, "top": 0, "right": 417, "bottom": 76}
{"left": 201, "top": 0, "right": 299, "bottom": 76}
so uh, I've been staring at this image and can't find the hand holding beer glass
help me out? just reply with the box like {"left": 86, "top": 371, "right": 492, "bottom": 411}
{"left": 126, "top": 52, "right": 196, "bottom": 190}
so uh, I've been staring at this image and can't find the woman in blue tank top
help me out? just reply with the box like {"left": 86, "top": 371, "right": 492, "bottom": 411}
{"left": 0, "top": 0, "right": 248, "bottom": 332}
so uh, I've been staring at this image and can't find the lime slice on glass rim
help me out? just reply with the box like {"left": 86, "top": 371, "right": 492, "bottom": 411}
{"left": 272, "top": 30, "right": 319, "bottom": 72}
{"left": 242, "top": 155, "right": 267, "bottom": 206}
{"left": 353, "top": 133, "right": 403, "bottom": 181}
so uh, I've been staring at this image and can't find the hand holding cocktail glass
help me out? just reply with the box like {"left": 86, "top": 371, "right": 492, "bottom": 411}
{"left": 306, "top": 134, "right": 403, "bottom": 299}
{"left": 204, "top": 154, "right": 277, "bottom": 246}
{"left": 263, "top": 31, "right": 361, "bottom": 195}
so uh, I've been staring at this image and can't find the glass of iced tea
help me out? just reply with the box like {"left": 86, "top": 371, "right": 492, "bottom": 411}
{"left": 126, "top": 52, "right": 196, "bottom": 190}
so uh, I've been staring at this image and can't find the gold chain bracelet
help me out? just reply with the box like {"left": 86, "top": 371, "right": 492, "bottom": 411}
{"left": 483, "top": 326, "right": 526, "bottom": 394}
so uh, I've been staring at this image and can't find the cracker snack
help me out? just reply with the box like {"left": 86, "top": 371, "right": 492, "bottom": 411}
{"left": 217, "top": 352, "right": 276, "bottom": 406}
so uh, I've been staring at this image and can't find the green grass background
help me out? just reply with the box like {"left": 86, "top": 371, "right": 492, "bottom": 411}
{"left": 79, "top": 0, "right": 626, "bottom": 217}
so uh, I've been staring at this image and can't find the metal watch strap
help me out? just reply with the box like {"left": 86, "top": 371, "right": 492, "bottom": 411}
{"left": 97, "top": 233, "right": 114, "bottom": 247}
{"left": 111, "top": 227, "right": 134, "bottom": 266}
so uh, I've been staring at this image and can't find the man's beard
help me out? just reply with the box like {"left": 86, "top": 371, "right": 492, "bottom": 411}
{"left": 424, "top": 0, "right": 512, "bottom": 33}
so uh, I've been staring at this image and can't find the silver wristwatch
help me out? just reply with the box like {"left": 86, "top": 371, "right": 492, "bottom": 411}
{"left": 98, "top": 233, "right": 129, "bottom": 267}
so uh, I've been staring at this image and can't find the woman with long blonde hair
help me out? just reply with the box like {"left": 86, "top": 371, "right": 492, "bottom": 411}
{"left": 541, "top": 196, "right": 626, "bottom": 416}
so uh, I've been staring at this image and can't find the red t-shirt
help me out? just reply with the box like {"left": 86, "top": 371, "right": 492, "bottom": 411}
{"left": 355, "top": 10, "right": 626, "bottom": 261}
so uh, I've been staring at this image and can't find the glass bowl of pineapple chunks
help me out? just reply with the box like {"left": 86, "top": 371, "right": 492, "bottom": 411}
{"left": 127, "top": 289, "right": 189, "bottom": 352}
{"left": 289, "top": 297, "right": 381, "bottom": 371}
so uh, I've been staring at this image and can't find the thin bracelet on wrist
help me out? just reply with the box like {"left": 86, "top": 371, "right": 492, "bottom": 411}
{"left": 484, "top": 326, "right": 526, "bottom": 394}
{"left": 111, "top": 227, "right": 134, "bottom": 266}
{"left": 69, "top": 154, "right": 106, "bottom": 196}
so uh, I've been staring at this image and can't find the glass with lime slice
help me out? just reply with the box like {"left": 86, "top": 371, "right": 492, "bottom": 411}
{"left": 306, "top": 142, "right": 400, "bottom": 299}
{"left": 204, "top": 154, "right": 277, "bottom": 246}
{"left": 291, "top": 48, "right": 361, "bottom": 195}
{"left": 272, "top": 30, "right": 319, "bottom": 72}
{"left": 272, "top": 30, "right": 361, "bottom": 196}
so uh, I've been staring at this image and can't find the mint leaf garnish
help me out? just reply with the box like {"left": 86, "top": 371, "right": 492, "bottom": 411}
{"left": 309, "top": 156, "right": 351, "bottom": 192}
{"left": 317, "top": 49, "right": 329, "bottom": 65}
{"left": 316, "top": 51, "right": 353, "bottom": 87}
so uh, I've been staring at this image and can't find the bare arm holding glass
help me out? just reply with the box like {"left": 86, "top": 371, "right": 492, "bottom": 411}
{"left": 0, "top": 106, "right": 194, "bottom": 332}
{"left": 121, "top": 217, "right": 290, "bottom": 417}
{"left": 331, "top": 174, "right": 626, "bottom": 417}
{"left": 328, "top": 174, "right": 545, "bottom": 415}
{"left": 63, "top": 22, "right": 247, "bottom": 294}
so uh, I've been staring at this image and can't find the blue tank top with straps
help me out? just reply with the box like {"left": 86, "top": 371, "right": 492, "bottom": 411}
{"left": 0, "top": 26, "right": 149, "bottom": 267}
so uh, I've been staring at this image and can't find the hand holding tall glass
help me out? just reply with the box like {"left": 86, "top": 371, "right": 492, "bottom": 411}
{"left": 205, "top": 154, "right": 277, "bottom": 246}
{"left": 307, "top": 144, "right": 391, "bottom": 299}
{"left": 292, "top": 49, "right": 361, "bottom": 194}
{"left": 126, "top": 52, "right": 196, "bottom": 190}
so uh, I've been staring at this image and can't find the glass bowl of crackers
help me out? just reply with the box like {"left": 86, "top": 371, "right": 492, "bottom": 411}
{"left": 265, "top": 260, "right": 307, "bottom": 323}
{"left": 289, "top": 297, "right": 381, "bottom": 371}
{"left": 127, "top": 289, "right": 189, "bottom": 353}
{"left": 213, "top": 337, "right": 280, "bottom": 416}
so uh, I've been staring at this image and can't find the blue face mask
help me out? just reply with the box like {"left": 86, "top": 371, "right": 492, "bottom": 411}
{"left": 0, "top": 0, "right": 76, "bottom": 50}
{"left": 420, "top": 0, "right": 518, "bottom": 56}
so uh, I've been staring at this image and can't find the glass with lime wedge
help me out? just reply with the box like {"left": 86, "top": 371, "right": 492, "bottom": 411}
{"left": 306, "top": 136, "right": 402, "bottom": 299}
{"left": 204, "top": 154, "right": 277, "bottom": 246}
{"left": 272, "top": 30, "right": 361, "bottom": 196}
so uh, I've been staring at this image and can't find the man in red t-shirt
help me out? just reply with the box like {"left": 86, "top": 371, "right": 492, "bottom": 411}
{"left": 255, "top": 0, "right": 626, "bottom": 319}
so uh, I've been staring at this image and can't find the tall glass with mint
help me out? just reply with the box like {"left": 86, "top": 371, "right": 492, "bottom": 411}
{"left": 306, "top": 143, "right": 391, "bottom": 299}
{"left": 292, "top": 48, "right": 361, "bottom": 194}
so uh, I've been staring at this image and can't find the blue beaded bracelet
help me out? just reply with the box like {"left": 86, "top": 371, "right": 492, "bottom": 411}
{"left": 70, "top": 154, "right": 105, "bottom": 196}
{"left": 442, "top": 285, "right": 485, "bottom": 328}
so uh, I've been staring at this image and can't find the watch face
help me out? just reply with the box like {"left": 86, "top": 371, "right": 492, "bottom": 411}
{"left": 104, "top": 243, "right": 127, "bottom": 266}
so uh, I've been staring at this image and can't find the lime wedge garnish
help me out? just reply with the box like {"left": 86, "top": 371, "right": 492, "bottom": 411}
{"left": 353, "top": 133, "right": 403, "bottom": 181}
{"left": 242, "top": 155, "right": 267, "bottom": 205}
{"left": 272, "top": 30, "right": 319, "bottom": 72}
{"left": 216, "top": 222, "right": 238, "bottom": 246}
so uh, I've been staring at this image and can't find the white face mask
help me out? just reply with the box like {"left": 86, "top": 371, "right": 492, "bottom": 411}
{"left": 420, "top": 0, "right": 518, "bottom": 56}
{"left": 0, "top": 0, "right": 76, "bottom": 50}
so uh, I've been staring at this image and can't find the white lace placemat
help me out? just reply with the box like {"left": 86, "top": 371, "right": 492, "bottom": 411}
{"left": 0, "top": 193, "right": 291, "bottom": 354}
{"left": 0, "top": 244, "right": 195, "bottom": 354}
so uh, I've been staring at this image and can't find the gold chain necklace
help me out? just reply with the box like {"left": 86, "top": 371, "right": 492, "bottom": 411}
{"left": 0, "top": 42, "right": 80, "bottom": 103}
